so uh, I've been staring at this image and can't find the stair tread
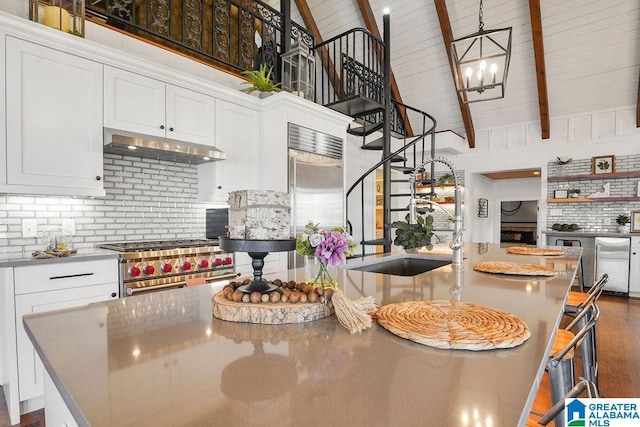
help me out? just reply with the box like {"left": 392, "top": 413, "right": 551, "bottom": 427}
{"left": 348, "top": 121, "right": 384, "bottom": 136}
{"left": 362, "top": 137, "right": 384, "bottom": 150}
{"left": 389, "top": 155, "right": 407, "bottom": 163}
{"left": 361, "top": 238, "right": 392, "bottom": 246}
{"left": 391, "top": 166, "right": 418, "bottom": 174}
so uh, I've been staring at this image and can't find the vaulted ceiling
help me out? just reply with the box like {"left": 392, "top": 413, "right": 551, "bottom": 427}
{"left": 278, "top": 0, "right": 640, "bottom": 148}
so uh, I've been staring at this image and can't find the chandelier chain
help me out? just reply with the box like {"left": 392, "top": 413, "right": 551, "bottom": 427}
{"left": 478, "top": 0, "right": 484, "bottom": 31}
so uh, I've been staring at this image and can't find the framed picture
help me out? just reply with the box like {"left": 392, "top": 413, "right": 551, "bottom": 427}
{"left": 632, "top": 211, "right": 640, "bottom": 233}
{"left": 554, "top": 190, "right": 568, "bottom": 199}
{"left": 591, "top": 155, "right": 615, "bottom": 174}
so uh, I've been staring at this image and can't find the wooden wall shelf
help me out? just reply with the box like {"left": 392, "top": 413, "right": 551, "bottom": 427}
{"left": 548, "top": 171, "right": 640, "bottom": 182}
{"left": 547, "top": 197, "right": 640, "bottom": 203}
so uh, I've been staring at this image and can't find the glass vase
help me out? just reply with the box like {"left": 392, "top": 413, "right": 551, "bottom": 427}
{"left": 312, "top": 262, "right": 337, "bottom": 288}
{"left": 305, "top": 256, "right": 320, "bottom": 282}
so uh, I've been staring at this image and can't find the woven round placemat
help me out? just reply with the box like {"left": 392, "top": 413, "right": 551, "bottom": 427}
{"left": 506, "top": 246, "right": 565, "bottom": 256}
{"left": 375, "top": 300, "right": 530, "bottom": 351}
{"left": 473, "top": 261, "right": 558, "bottom": 277}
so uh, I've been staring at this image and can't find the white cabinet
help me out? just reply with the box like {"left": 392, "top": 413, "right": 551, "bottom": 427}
{"left": 16, "top": 283, "right": 118, "bottom": 401}
{"left": 198, "top": 100, "right": 260, "bottom": 203}
{"left": 0, "top": 258, "right": 118, "bottom": 424}
{"left": 104, "top": 66, "right": 215, "bottom": 146}
{"left": 3, "top": 36, "right": 105, "bottom": 197}
{"left": 629, "top": 236, "right": 640, "bottom": 297}
{"left": 234, "top": 252, "right": 287, "bottom": 279}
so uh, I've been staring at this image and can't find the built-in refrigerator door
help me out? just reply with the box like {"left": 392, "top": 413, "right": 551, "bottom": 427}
{"left": 288, "top": 152, "right": 344, "bottom": 270}
{"left": 595, "top": 237, "right": 630, "bottom": 294}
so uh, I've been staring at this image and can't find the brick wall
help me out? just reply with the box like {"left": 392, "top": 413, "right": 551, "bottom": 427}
{"left": 0, "top": 154, "right": 210, "bottom": 259}
{"left": 547, "top": 154, "right": 640, "bottom": 232}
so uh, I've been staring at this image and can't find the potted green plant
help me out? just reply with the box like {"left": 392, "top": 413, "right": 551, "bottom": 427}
{"left": 616, "top": 214, "right": 630, "bottom": 233}
{"left": 240, "top": 64, "right": 281, "bottom": 98}
{"left": 568, "top": 188, "right": 581, "bottom": 198}
{"left": 392, "top": 213, "right": 434, "bottom": 250}
{"left": 437, "top": 173, "right": 454, "bottom": 189}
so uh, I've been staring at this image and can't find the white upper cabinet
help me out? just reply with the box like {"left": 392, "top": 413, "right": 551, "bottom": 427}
{"left": 3, "top": 36, "right": 105, "bottom": 197}
{"left": 198, "top": 99, "right": 260, "bottom": 203}
{"left": 104, "top": 66, "right": 215, "bottom": 147}
{"left": 103, "top": 66, "right": 165, "bottom": 138}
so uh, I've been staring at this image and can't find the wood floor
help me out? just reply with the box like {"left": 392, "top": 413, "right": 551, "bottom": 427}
{"left": 0, "top": 295, "right": 638, "bottom": 427}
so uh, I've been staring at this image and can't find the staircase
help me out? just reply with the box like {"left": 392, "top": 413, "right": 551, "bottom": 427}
{"left": 314, "top": 26, "right": 439, "bottom": 257}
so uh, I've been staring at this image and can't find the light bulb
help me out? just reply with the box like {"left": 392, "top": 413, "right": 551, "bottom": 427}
{"left": 465, "top": 67, "right": 473, "bottom": 78}
{"left": 479, "top": 60, "right": 487, "bottom": 71}
{"left": 383, "top": 7, "right": 390, "bottom": 14}
{"left": 477, "top": 70, "right": 483, "bottom": 81}
{"left": 490, "top": 63, "right": 498, "bottom": 74}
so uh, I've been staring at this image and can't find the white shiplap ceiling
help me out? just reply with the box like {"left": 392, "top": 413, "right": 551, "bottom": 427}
{"left": 281, "top": 0, "right": 640, "bottom": 146}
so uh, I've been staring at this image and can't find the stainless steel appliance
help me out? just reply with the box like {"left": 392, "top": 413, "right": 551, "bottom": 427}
{"left": 287, "top": 123, "right": 344, "bottom": 269}
{"left": 595, "top": 237, "right": 630, "bottom": 294}
{"left": 98, "top": 239, "right": 237, "bottom": 296}
{"left": 103, "top": 131, "right": 226, "bottom": 164}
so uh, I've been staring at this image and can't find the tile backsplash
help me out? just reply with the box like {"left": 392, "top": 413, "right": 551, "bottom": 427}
{"left": 547, "top": 153, "right": 640, "bottom": 232}
{"left": 0, "top": 154, "right": 211, "bottom": 259}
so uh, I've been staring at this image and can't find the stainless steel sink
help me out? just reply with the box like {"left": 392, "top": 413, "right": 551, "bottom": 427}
{"left": 348, "top": 257, "right": 451, "bottom": 276}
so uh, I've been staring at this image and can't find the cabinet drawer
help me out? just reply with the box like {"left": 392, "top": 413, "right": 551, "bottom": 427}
{"left": 15, "top": 259, "right": 118, "bottom": 295}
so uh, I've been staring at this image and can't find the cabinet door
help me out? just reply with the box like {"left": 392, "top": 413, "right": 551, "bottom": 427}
{"left": 212, "top": 100, "right": 260, "bottom": 202}
{"left": 5, "top": 37, "right": 104, "bottom": 197}
{"left": 104, "top": 66, "right": 165, "bottom": 137}
{"left": 15, "top": 283, "right": 118, "bottom": 401}
{"left": 166, "top": 85, "right": 215, "bottom": 146}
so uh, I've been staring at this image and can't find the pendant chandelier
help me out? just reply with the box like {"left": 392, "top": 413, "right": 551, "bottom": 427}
{"left": 450, "top": 0, "right": 512, "bottom": 103}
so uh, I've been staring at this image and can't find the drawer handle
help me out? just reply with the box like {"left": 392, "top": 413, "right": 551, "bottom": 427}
{"left": 49, "top": 272, "right": 94, "bottom": 280}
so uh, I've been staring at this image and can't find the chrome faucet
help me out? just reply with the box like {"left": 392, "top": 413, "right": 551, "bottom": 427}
{"left": 408, "top": 156, "right": 463, "bottom": 270}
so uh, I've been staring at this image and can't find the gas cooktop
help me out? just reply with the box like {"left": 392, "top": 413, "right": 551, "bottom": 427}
{"left": 98, "top": 239, "right": 218, "bottom": 252}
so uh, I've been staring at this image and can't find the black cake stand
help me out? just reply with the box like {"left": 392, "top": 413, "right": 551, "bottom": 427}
{"left": 219, "top": 237, "right": 296, "bottom": 294}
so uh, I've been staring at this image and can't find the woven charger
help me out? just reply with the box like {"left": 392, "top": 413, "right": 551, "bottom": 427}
{"left": 375, "top": 300, "right": 530, "bottom": 351}
{"left": 506, "top": 246, "right": 565, "bottom": 256}
{"left": 473, "top": 261, "right": 558, "bottom": 277}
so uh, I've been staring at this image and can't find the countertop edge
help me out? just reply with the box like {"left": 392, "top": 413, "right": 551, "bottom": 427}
{"left": 543, "top": 230, "right": 637, "bottom": 238}
{"left": 0, "top": 248, "right": 119, "bottom": 268}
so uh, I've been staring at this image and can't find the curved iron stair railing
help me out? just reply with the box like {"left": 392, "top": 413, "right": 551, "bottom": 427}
{"left": 346, "top": 101, "right": 437, "bottom": 257}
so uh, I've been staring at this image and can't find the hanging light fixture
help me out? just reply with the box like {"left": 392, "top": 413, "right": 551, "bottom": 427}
{"left": 450, "top": 0, "right": 512, "bottom": 103}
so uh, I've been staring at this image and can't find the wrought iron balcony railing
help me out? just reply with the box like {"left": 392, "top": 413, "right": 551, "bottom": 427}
{"left": 87, "top": 0, "right": 313, "bottom": 79}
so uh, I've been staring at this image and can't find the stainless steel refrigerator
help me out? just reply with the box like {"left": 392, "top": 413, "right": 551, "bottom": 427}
{"left": 287, "top": 123, "right": 344, "bottom": 270}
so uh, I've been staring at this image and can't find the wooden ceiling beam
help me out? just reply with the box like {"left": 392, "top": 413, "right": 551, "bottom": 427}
{"left": 294, "top": 0, "right": 342, "bottom": 99}
{"left": 433, "top": 0, "right": 475, "bottom": 148}
{"left": 355, "top": 0, "right": 414, "bottom": 137}
{"left": 528, "top": 0, "right": 550, "bottom": 139}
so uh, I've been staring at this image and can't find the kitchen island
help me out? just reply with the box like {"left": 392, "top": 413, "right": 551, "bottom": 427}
{"left": 22, "top": 243, "right": 580, "bottom": 427}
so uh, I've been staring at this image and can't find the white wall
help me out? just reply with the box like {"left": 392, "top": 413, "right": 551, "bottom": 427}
{"left": 0, "top": 0, "right": 27, "bottom": 18}
{"left": 449, "top": 106, "right": 640, "bottom": 243}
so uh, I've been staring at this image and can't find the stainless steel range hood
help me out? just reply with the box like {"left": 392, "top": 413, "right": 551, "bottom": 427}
{"left": 104, "top": 130, "right": 226, "bottom": 164}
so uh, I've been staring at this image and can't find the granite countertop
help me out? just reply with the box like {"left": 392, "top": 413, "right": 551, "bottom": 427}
{"left": 0, "top": 247, "right": 119, "bottom": 268}
{"left": 23, "top": 243, "right": 580, "bottom": 427}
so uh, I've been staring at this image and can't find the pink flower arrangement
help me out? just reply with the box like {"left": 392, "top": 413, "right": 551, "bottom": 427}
{"left": 315, "top": 230, "right": 351, "bottom": 266}
{"left": 296, "top": 222, "right": 356, "bottom": 266}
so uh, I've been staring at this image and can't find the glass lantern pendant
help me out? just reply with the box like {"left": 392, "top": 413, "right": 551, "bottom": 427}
{"left": 450, "top": 0, "right": 511, "bottom": 103}
{"left": 281, "top": 36, "right": 315, "bottom": 101}
{"left": 30, "top": 0, "right": 85, "bottom": 37}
